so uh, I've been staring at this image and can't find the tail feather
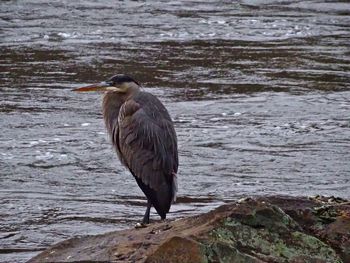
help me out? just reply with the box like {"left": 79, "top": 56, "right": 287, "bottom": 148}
{"left": 134, "top": 176, "right": 172, "bottom": 219}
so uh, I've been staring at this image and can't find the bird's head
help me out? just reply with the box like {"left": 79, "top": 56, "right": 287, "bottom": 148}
{"left": 73, "top": 74, "right": 140, "bottom": 94}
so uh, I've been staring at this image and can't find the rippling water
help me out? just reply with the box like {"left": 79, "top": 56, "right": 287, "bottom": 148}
{"left": 1, "top": 1, "right": 350, "bottom": 262}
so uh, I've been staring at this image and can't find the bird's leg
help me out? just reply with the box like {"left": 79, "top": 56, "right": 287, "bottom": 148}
{"left": 135, "top": 200, "right": 151, "bottom": 229}
{"left": 142, "top": 199, "right": 151, "bottom": 225}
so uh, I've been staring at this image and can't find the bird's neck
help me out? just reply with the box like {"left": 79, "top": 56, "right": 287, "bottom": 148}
{"left": 102, "top": 85, "right": 141, "bottom": 136}
{"left": 102, "top": 92, "right": 125, "bottom": 136}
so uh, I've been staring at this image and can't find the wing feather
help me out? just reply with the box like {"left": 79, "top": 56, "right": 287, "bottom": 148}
{"left": 117, "top": 94, "right": 178, "bottom": 194}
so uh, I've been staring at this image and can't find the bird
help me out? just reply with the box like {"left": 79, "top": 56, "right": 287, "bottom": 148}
{"left": 73, "top": 74, "right": 178, "bottom": 227}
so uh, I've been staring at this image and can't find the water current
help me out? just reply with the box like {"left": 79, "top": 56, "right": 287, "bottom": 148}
{"left": 1, "top": 1, "right": 349, "bottom": 262}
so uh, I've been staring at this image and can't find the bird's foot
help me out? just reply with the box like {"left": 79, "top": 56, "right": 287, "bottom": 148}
{"left": 135, "top": 222, "right": 148, "bottom": 229}
{"left": 162, "top": 224, "right": 172, "bottom": 231}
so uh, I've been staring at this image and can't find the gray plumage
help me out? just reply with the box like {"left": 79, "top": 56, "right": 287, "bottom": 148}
{"left": 100, "top": 76, "right": 178, "bottom": 223}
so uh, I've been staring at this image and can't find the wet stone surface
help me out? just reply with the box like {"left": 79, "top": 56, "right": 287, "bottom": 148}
{"left": 28, "top": 196, "right": 350, "bottom": 263}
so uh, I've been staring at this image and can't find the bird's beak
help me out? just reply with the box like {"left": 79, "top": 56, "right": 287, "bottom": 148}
{"left": 73, "top": 82, "right": 120, "bottom": 92}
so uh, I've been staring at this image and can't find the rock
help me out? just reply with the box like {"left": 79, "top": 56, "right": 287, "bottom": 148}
{"left": 28, "top": 196, "right": 350, "bottom": 263}
{"left": 145, "top": 236, "right": 207, "bottom": 263}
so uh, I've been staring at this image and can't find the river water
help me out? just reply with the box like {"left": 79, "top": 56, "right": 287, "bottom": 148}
{"left": 1, "top": 1, "right": 350, "bottom": 262}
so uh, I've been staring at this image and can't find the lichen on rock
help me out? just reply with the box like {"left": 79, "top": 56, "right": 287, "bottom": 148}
{"left": 200, "top": 200, "right": 342, "bottom": 263}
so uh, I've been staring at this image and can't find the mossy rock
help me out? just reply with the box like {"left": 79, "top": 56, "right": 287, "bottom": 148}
{"left": 201, "top": 201, "right": 342, "bottom": 263}
{"left": 28, "top": 196, "right": 349, "bottom": 263}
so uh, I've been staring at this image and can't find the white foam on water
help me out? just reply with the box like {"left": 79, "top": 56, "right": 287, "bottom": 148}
{"left": 35, "top": 152, "right": 54, "bottom": 160}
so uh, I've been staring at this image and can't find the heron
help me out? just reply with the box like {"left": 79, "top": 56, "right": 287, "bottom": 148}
{"left": 73, "top": 74, "right": 178, "bottom": 227}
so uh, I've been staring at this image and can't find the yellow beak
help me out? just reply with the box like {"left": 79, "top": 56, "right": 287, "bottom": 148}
{"left": 73, "top": 82, "right": 113, "bottom": 92}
